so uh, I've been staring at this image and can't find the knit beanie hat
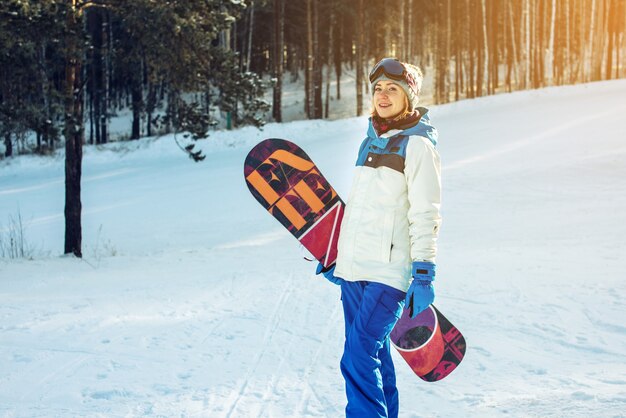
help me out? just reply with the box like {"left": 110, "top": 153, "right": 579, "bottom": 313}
{"left": 370, "top": 61, "right": 423, "bottom": 112}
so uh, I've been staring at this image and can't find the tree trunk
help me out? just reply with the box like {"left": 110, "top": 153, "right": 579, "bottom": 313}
{"left": 446, "top": 0, "right": 452, "bottom": 99}
{"left": 400, "top": 4, "right": 406, "bottom": 61}
{"left": 531, "top": 0, "right": 538, "bottom": 88}
{"left": 587, "top": 0, "right": 597, "bottom": 81}
{"left": 246, "top": 1, "right": 255, "bottom": 72}
{"left": 524, "top": 0, "right": 531, "bottom": 88}
{"left": 4, "top": 133, "right": 12, "bottom": 158}
{"left": 312, "top": 0, "right": 322, "bottom": 119}
{"left": 87, "top": 7, "right": 104, "bottom": 145}
{"left": 616, "top": 2, "right": 622, "bottom": 79}
{"left": 506, "top": 1, "right": 518, "bottom": 91}
{"left": 547, "top": 0, "right": 557, "bottom": 84}
{"left": 305, "top": 0, "right": 313, "bottom": 117}
{"left": 64, "top": 0, "right": 84, "bottom": 258}
{"left": 38, "top": 43, "right": 52, "bottom": 151}
{"left": 272, "top": 0, "right": 285, "bottom": 122}
{"left": 478, "top": 0, "right": 488, "bottom": 96}
{"left": 564, "top": 0, "right": 571, "bottom": 84}
{"left": 325, "top": 0, "right": 334, "bottom": 119}
{"left": 533, "top": 0, "right": 542, "bottom": 88}
{"left": 333, "top": 8, "right": 345, "bottom": 100}
{"left": 467, "top": 0, "right": 475, "bottom": 98}
{"left": 490, "top": 0, "right": 498, "bottom": 94}
{"left": 455, "top": 2, "right": 461, "bottom": 100}
{"left": 605, "top": 0, "right": 615, "bottom": 80}
{"left": 435, "top": 0, "right": 449, "bottom": 104}
{"left": 355, "top": 0, "right": 364, "bottom": 116}
{"left": 575, "top": 0, "right": 585, "bottom": 82}
{"left": 100, "top": 9, "right": 109, "bottom": 144}
{"left": 335, "top": 17, "right": 342, "bottom": 101}
{"left": 146, "top": 81, "right": 156, "bottom": 137}
{"left": 407, "top": 0, "right": 414, "bottom": 60}
{"left": 479, "top": 0, "right": 488, "bottom": 96}
{"left": 594, "top": 0, "right": 608, "bottom": 80}
{"left": 597, "top": 0, "right": 605, "bottom": 79}
{"left": 88, "top": 92, "right": 94, "bottom": 145}
{"left": 131, "top": 66, "right": 143, "bottom": 140}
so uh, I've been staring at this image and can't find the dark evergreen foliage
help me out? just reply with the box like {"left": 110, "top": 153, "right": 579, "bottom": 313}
{"left": 0, "top": 0, "right": 269, "bottom": 155}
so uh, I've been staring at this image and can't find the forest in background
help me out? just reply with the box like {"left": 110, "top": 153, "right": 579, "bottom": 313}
{"left": 1, "top": 0, "right": 625, "bottom": 157}
{"left": 0, "top": 0, "right": 625, "bottom": 257}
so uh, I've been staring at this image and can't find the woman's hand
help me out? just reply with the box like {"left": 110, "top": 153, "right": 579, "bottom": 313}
{"left": 315, "top": 263, "right": 344, "bottom": 285}
{"left": 405, "top": 261, "right": 436, "bottom": 317}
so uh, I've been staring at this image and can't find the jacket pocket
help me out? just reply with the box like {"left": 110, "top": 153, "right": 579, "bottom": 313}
{"left": 380, "top": 211, "right": 394, "bottom": 263}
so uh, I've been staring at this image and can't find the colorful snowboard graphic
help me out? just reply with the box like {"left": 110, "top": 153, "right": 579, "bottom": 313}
{"left": 244, "top": 138, "right": 465, "bottom": 382}
{"left": 243, "top": 138, "right": 343, "bottom": 268}
{"left": 390, "top": 305, "right": 466, "bottom": 382}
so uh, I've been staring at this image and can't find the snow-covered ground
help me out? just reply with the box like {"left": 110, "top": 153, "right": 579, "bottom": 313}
{"left": 1, "top": 79, "right": 626, "bottom": 417}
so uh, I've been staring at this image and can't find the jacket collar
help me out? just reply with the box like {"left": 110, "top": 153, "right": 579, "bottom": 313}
{"left": 367, "top": 106, "right": 438, "bottom": 147}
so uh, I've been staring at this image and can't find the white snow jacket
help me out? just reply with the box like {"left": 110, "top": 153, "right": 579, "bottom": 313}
{"left": 334, "top": 108, "right": 441, "bottom": 292}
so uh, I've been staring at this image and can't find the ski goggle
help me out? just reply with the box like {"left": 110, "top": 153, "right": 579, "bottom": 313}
{"left": 369, "top": 58, "right": 407, "bottom": 83}
{"left": 369, "top": 58, "right": 419, "bottom": 93}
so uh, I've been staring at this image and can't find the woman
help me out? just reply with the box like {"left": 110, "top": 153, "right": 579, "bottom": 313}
{"left": 316, "top": 58, "right": 441, "bottom": 418}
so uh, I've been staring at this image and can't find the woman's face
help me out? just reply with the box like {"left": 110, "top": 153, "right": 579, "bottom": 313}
{"left": 373, "top": 80, "right": 407, "bottom": 119}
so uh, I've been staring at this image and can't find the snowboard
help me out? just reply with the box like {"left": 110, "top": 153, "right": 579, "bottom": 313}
{"left": 244, "top": 138, "right": 466, "bottom": 382}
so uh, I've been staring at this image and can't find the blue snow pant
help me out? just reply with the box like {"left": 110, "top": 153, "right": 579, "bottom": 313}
{"left": 340, "top": 280, "right": 406, "bottom": 418}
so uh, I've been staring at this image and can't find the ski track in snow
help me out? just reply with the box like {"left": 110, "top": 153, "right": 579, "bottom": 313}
{"left": 1, "top": 80, "right": 626, "bottom": 417}
{"left": 294, "top": 302, "right": 342, "bottom": 417}
{"left": 224, "top": 273, "right": 296, "bottom": 418}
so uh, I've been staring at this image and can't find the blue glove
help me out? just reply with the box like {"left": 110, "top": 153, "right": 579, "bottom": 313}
{"left": 315, "top": 262, "right": 344, "bottom": 285}
{"left": 405, "top": 261, "right": 436, "bottom": 318}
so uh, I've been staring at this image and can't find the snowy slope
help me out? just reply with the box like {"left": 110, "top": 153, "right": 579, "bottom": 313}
{"left": 1, "top": 80, "right": 626, "bottom": 417}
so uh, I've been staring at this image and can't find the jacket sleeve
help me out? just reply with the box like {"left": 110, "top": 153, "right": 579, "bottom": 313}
{"left": 403, "top": 136, "right": 442, "bottom": 263}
